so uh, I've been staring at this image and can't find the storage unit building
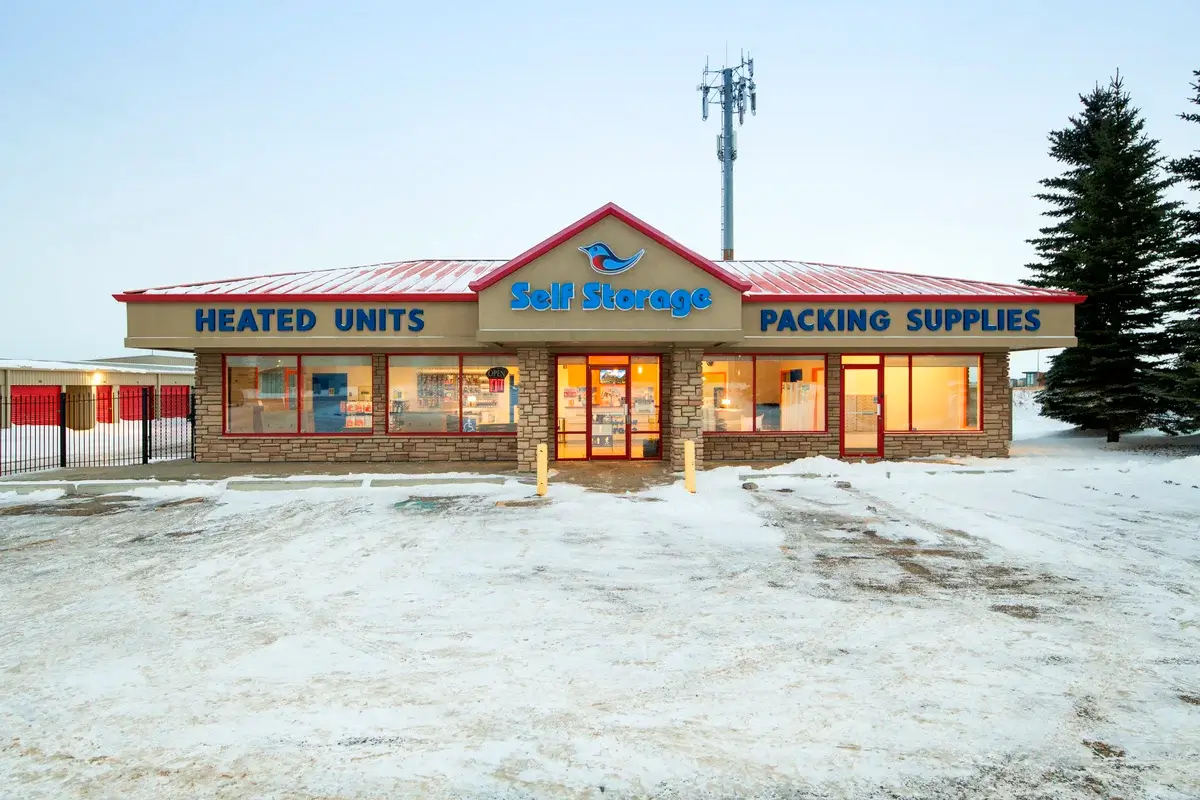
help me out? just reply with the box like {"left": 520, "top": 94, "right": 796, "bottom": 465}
{"left": 114, "top": 202, "right": 1081, "bottom": 471}
{"left": 0, "top": 357, "right": 194, "bottom": 429}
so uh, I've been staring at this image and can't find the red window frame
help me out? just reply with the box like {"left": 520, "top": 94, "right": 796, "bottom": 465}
{"left": 221, "top": 353, "right": 375, "bottom": 437}
{"left": 701, "top": 353, "right": 829, "bottom": 434}
{"left": 882, "top": 353, "right": 984, "bottom": 434}
{"left": 839, "top": 361, "right": 884, "bottom": 458}
{"left": 385, "top": 353, "right": 519, "bottom": 436}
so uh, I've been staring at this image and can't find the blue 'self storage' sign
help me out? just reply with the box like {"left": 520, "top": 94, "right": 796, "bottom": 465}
{"left": 509, "top": 240, "right": 713, "bottom": 319}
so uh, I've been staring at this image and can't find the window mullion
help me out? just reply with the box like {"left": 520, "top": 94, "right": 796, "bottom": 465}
{"left": 296, "top": 354, "right": 303, "bottom": 434}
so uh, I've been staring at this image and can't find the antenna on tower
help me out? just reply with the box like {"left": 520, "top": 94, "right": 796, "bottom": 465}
{"left": 697, "top": 50, "right": 757, "bottom": 260}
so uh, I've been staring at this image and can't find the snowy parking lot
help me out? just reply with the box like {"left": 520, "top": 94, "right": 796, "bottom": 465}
{"left": 1, "top": 421, "right": 1199, "bottom": 798}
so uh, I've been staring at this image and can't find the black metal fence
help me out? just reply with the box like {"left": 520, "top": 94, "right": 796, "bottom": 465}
{"left": 0, "top": 386, "right": 194, "bottom": 477}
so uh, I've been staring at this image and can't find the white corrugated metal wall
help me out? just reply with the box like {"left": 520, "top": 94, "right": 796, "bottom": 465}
{"left": 0, "top": 367, "right": 194, "bottom": 427}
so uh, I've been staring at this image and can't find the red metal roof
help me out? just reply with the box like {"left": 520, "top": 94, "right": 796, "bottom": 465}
{"left": 115, "top": 257, "right": 1083, "bottom": 304}
{"left": 724, "top": 260, "right": 1081, "bottom": 303}
{"left": 113, "top": 202, "right": 1083, "bottom": 305}
{"left": 115, "top": 260, "right": 502, "bottom": 303}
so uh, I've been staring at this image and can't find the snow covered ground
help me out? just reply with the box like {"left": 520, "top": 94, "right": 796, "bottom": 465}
{"left": 1, "top": 403, "right": 1198, "bottom": 798}
{"left": 1, "top": 418, "right": 192, "bottom": 475}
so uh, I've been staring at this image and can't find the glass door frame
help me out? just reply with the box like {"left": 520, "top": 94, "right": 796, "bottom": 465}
{"left": 840, "top": 363, "right": 884, "bottom": 458}
{"left": 586, "top": 359, "right": 631, "bottom": 460}
{"left": 553, "top": 354, "right": 664, "bottom": 462}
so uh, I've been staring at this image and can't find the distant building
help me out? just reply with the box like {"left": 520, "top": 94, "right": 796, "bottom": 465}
{"left": 1011, "top": 371, "right": 1046, "bottom": 389}
{"left": 0, "top": 355, "right": 193, "bottom": 428}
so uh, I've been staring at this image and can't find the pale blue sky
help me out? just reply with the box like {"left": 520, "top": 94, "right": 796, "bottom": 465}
{"left": 1, "top": 1, "right": 1196, "bottom": 375}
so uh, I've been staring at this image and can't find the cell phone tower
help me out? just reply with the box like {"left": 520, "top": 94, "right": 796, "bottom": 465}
{"left": 698, "top": 51, "right": 756, "bottom": 260}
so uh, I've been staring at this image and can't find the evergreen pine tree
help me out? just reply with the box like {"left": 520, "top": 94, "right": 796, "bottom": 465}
{"left": 1023, "top": 74, "right": 1179, "bottom": 442}
{"left": 1163, "top": 70, "right": 1200, "bottom": 432}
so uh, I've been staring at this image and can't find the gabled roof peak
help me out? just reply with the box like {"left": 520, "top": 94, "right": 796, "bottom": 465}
{"left": 466, "top": 202, "right": 753, "bottom": 293}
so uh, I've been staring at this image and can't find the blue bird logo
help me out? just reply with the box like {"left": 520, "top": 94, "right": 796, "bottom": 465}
{"left": 578, "top": 242, "right": 645, "bottom": 275}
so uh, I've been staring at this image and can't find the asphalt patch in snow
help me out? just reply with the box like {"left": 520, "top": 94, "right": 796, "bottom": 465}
{"left": 991, "top": 603, "right": 1041, "bottom": 619}
{"left": 0, "top": 495, "right": 138, "bottom": 517}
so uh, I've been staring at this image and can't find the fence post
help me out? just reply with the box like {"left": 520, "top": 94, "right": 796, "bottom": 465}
{"left": 141, "top": 387, "right": 151, "bottom": 465}
{"left": 189, "top": 390, "right": 197, "bottom": 461}
{"left": 59, "top": 391, "right": 68, "bottom": 468}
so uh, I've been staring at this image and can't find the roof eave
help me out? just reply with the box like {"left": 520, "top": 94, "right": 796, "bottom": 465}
{"left": 114, "top": 292, "right": 479, "bottom": 304}
{"left": 741, "top": 292, "right": 1087, "bottom": 304}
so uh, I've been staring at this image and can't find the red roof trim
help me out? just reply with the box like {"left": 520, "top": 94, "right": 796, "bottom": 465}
{"left": 742, "top": 293, "right": 1086, "bottom": 305}
{"left": 113, "top": 292, "right": 477, "bottom": 304}
{"left": 114, "top": 291, "right": 1089, "bottom": 307}
{"left": 466, "top": 202, "right": 753, "bottom": 293}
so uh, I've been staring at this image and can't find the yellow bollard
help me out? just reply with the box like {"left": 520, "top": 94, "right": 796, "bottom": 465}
{"left": 536, "top": 443, "right": 548, "bottom": 496}
{"left": 684, "top": 439, "right": 696, "bottom": 494}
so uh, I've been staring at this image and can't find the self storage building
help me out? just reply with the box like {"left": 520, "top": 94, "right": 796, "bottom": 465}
{"left": 115, "top": 203, "right": 1081, "bottom": 471}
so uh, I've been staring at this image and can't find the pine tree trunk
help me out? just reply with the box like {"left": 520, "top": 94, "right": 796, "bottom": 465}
{"left": 1106, "top": 429, "right": 1120, "bottom": 443}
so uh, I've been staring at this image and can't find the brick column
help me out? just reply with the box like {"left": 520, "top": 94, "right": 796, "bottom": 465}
{"left": 826, "top": 353, "right": 842, "bottom": 443}
{"left": 983, "top": 352, "right": 1012, "bottom": 452}
{"left": 668, "top": 347, "right": 704, "bottom": 471}
{"left": 372, "top": 354, "right": 387, "bottom": 434}
{"left": 193, "top": 352, "right": 223, "bottom": 463}
{"left": 516, "top": 347, "right": 551, "bottom": 472}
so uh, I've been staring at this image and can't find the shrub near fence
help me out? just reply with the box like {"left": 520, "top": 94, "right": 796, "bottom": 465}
{"left": 0, "top": 386, "right": 194, "bottom": 476}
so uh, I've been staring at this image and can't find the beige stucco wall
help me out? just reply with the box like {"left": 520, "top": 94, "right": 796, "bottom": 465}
{"left": 124, "top": 302, "right": 481, "bottom": 352}
{"left": 476, "top": 216, "right": 744, "bottom": 344}
{"left": 124, "top": 298, "right": 1075, "bottom": 354}
{"left": 741, "top": 302, "right": 1076, "bottom": 351}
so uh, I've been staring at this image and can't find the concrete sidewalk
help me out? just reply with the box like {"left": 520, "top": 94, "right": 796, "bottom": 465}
{"left": 1, "top": 459, "right": 681, "bottom": 494}
{"left": 0, "top": 460, "right": 518, "bottom": 483}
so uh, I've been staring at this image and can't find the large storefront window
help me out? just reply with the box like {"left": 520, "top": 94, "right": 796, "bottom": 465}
{"left": 224, "top": 356, "right": 299, "bottom": 434}
{"left": 702, "top": 355, "right": 826, "bottom": 432}
{"left": 884, "top": 355, "right": 981, "bottom": 432}
{"left": 556, "top": 356, "right": 587, "bottom": 458}
{"left": 462, "top": 356, "right": 520, "bottom": 433}
{"left": 225, "top": 355, "right": 372, "bottom": 435}
{"left": 702, "top": 356, "right": 753, "bottom": 432}
{"left": 387, "top": 355, "right": 460, "bottom": 433}
{"left": 387, "top": 355, "right": 519, "bottom": 434}
{"left": 300, "top": 355, "right": 374, "bottom": 433}
{"left": 883, "top": 355, "right": 910, "bottom": 431}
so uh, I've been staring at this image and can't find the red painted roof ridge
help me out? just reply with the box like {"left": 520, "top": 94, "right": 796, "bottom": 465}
{"left": 467, "top": 202, "right": 753, "bottom": 293}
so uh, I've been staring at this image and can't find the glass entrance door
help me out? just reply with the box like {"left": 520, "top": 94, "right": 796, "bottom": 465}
{"left": 589, "top": 364, "right": 628, "bottom": 458}
{"left": 842, "top": 365, "right": 882, "bottom": 457}
{"left": 555, "top": 355, "right": 662, "bottom": 461}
